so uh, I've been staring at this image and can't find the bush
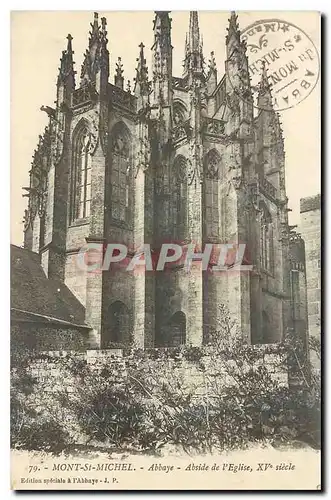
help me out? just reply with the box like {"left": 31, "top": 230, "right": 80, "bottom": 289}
{"left": 11, "top": 350, "right": 73, "bottom": 452}
{"left": 10, "top": 307, "right": 321, "bottom": 453}
{"left": 73, "top": 382, "right": 146, "bottom": 448}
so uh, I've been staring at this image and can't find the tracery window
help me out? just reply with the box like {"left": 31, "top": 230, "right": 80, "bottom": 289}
{"left": 260, "top": 203, "right": 273, "bottom": 273}
{"left": 110, "top": 123, "right": 132, "bottom": 224}
{"left": 70, "top": 124, "right": 92, "bottom": 223}
{"left": 173, "top": 101, "right": 187, "bottom": 126}
{"left": 204, "top": 149, "right": 220, "bottom": 240}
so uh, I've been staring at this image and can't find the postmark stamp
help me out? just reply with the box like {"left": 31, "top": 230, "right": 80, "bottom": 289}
{"left": 231, "top": 18, "right": 320, "bottom": 112}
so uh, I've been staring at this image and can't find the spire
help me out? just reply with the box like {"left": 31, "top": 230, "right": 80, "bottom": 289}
{"left": 225, "top": 10, "right": 252, "bottom": 102}
{"left": 183, "top": 11, "right": 204, "bottom": 77}
{"left": 153, "top": 11, "right": 172, "bottom": 45}
{"left": 227, "top": 11, "right": 240, "bottom": 42}
{"left": 57, "top": 34, "right": 75, "bottom": 87}
{"left": 134, "top": 43, "right": 149, "bottom": 96}
{"left": 257, "top": 61, "right": 273, "bottom": 110}
{"left": 229, "top": 11, "right": 239, "bottom": 33}
{"left": 151, "top": 11, "right": 172, "bottom": 106}
{"left": 226, "top": 11, "right": 243, "bottom": 57}
{"left": 206, "top": 51, "right": 217, "bottom": 94}
{"left": 90, "top": 12, "right": 99, "bottom": 48}
{"left": 189, "top": 11, "right": 200, "bottom": 53}
{"left": 100, "top": 16, "right": 109, "bottom": 66}
{"left": 67, "top": 33, "right": 73, "bottom": 55}
{"left": 114, "top": 57, "right": 124, "bottom": 89}
{"left": 80, "top": 12, "right": 109, "bottom": 88}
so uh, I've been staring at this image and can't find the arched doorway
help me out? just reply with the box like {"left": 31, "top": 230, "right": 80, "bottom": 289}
{"left": 167, "top": 311, "right": 186, "bottom": 346}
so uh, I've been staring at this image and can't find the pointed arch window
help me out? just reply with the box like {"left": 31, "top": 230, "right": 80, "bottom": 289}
{"left": 70, "top": 124, "right": 92, "bottom": 223}
{"left": 173, "top": 155, "right": 188, "bottom": 242}
{"left": 110, "top": 123, "right": 132, "bottom": 224}
{"left": 173, "top": 100, "right": 188, "bottom": 126}
{"left": 204, "top": 149, "right": 220, "bottom": 240}
{"left": 260, "top": 203, "right": 273, "bottom": 273}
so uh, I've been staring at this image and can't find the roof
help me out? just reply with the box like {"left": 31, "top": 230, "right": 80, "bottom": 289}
{"left": 11, "top": 245, "right": 87, "bottom": 326}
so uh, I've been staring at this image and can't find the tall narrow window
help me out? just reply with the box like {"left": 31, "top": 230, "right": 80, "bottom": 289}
{"left": 260, "top": 203, "right": 273, "bottom": 273}
{"left": 110, "top": 123, "right": 131, "bottom": 224}
{"left": 78, "top": 134, "right": 91, "bottom": 219}
{"left": 70, "top": 124, "right": 92, "bottom": 223}
{"left": 204, "top": 149, "right": 220, "bottom": 241}
{"left": 173, "top": 155, "right": 187, "bottom": 242}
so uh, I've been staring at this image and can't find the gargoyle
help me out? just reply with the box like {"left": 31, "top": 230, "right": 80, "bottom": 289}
{"left": 40, "top": 105, "right": 56, "bottom": 119}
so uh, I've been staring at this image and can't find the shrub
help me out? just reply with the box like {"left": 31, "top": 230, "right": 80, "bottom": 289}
{"left": 11, "top": 306, "right": 321, "bottom": 454}
{"left": 11, "top": 351, "right": 72, "bottom": 452}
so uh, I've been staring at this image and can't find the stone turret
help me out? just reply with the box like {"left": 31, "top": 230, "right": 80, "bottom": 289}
{"left": 151, "top": 11, "right": 172, "bottom": 107}
{"left": 80, "top": 12, "right": 109, "bottom": 98}
{"left": 183, "top": 11, "right": 204, "bottom": 83}
{"left": 114, "top": 57, "right": 124, "bottom": 90}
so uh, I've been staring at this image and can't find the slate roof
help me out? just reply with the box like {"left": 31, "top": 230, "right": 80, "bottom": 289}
{"left": 11, "top": 245, "right": 87, "bottom": 326}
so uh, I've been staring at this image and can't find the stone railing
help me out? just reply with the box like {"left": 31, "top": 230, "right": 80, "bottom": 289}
{"left": 109, "top": 84, "right": 136, "bottom": 113}
{"left": 258, "top": 173, "right": 277, "bottom": 200}
{"left": 72, "top": 85, "right": 94, "bottom": 107}
{"left": 172, "top": 76, "right": 188, "bottom": 91}
{"left": 172, "top": 123, "right": 188, "bottom": 143}
{"left": 204, "top": 117, "right": 225, "bottom": 136}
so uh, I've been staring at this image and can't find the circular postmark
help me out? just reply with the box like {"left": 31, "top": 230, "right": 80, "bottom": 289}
{"left": 229, "top": 18, "right": 320, "bottom": 112}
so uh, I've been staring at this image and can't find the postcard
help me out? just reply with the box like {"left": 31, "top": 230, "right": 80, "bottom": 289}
{"left": 10, "top": 10, "right": 321, "bottom": 491}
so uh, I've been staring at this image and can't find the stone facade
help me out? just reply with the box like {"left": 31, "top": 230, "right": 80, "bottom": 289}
{"left": 23, "top": 11, "right": 308, "bottom": 349}
{"left": 300, "top": 194, "right": 321, "bottom": 367}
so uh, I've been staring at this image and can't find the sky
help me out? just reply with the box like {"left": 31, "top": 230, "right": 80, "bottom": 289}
{"left": 11, "top": 11, "right": 321, "bottom": 246}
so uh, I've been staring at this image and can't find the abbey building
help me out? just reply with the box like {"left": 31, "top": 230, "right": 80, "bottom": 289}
{"left": 22, "top": 11, "right": 308, "bottom": 349}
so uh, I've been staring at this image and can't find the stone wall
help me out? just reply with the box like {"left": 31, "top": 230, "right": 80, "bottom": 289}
{"left": 300, "top": 194, "right": 321, "bottom": 368}
{"left": 29, "top": 346, "right": 288, "bottom": 399}
{"left": 17, "top": 345, "right": 288, "bottom": 446}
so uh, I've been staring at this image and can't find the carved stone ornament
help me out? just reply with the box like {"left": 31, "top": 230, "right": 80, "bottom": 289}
{"left": 231, "top": 174, "right": 243, "bottom": 190}
{"left": 87, "top": 111, "right": 99, "bottom": 154}
{"left": 37, "top": 174, "right": 48, "bottom": 218}
{"left": 51, "top": 114, "right": 65, "bottom": 165}
{"left": 112, "top": 131, "right": 130, "bottom": 158}
{"left": 134, "top": 134, "right": 151, "bottom": 177}
{"left": 29, "top": 195, "right": 38, "bottom": 224}
{"left": 226, "top": 91, "right": 240, "bottom": 113}
{"left": 187, "top": 144, "right": 203, "bottom": 186}
{"left": 172, "top": 125, "right": 187, "bottom": 143}
{"left": 205, "top": 119, "right": 225, "bottom": 136}
{"left": 99, "top": 113, "right": 109, "bottom": 156}
{"left": 229, "top": 151, "right": 242, "bottom": 169}
{"left": 23, "top": 208, "right": 31, "bottom": 231}
{"left": 206, "top": 156, "right": 219, "bottom": 180}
